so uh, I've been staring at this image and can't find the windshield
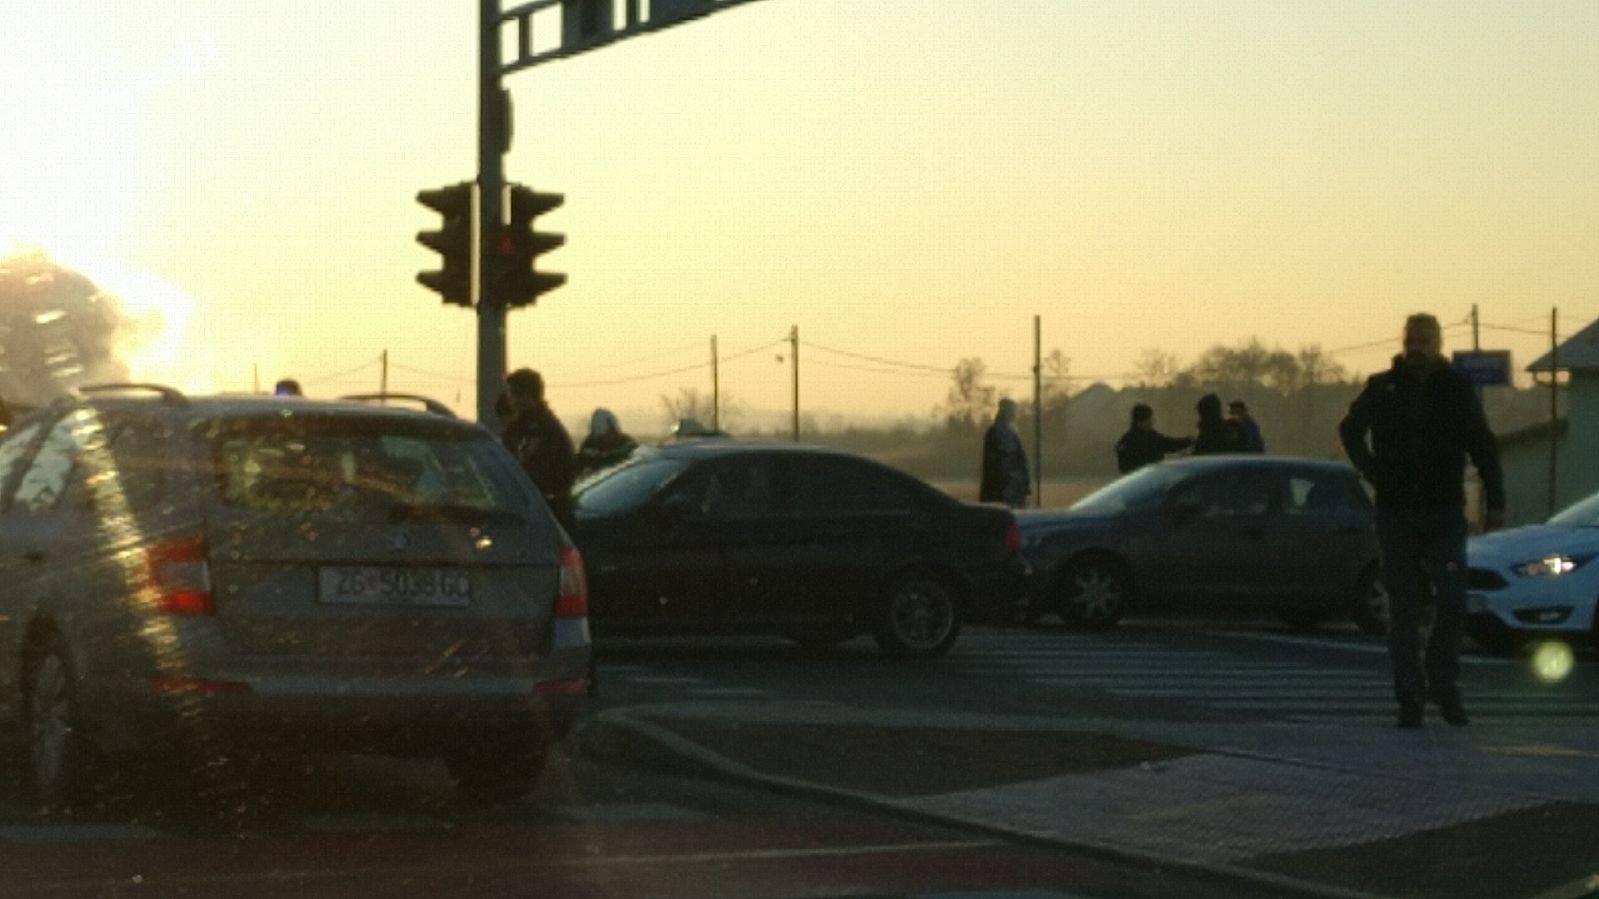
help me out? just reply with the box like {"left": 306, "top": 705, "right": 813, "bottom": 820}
{"left": 574, "top": 456, "right": 691, "bottom": 517}
{"left": 1070, "top": 466, "right": 1185, "bottom": 515}
{"left": 208, "top": 417, "right": 527, "bottom": 515}
{"left": 1548, "top": 491, "right": 1599, "bottom": 527}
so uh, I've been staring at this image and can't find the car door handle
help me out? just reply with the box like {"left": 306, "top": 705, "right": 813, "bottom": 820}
{"left": 23, "top": 550, "right": 47, "bottom": 564}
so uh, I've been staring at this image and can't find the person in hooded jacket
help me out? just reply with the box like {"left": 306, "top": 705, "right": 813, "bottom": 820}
{"left": 1191, "top": 393, "right": 1245, "bottom": 455}
{"left": 577, "top": 408, "right": 638, "bottom": 476}
{"left": 979, "top": 398, "right": 1031, "bottom": 508}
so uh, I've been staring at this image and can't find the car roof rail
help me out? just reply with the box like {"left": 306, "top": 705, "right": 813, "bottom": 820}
{"left": 75, "top": 383, "right": 190, "bottom": 407}
{"left": 337, "top": 393, "right": 457, "bottom": 418}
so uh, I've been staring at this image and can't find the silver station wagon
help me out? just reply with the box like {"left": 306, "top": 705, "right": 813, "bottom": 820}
{"left": 0, "top": 386, "right": 590, "bottom": 810}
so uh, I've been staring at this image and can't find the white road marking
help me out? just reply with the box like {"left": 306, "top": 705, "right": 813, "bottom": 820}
{"left": 1219, "top": 630, "right": 1515, "bottom": 665}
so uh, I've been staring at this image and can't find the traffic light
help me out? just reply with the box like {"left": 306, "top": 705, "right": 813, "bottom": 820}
{"left": 498, "top": 185, "right": 566, "bottom": 309}
{"left": 416, "top": 182, "right": 474, "bottom": 306}
{"left": 563, "top": 0, "right": 614, "bottom": 48}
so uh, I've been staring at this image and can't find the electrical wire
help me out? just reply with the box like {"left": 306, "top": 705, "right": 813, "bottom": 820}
{"left": 299, "top": 356, "right": 383, "bottom": 385}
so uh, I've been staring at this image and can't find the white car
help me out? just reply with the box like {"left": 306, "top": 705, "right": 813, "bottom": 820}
{"left": 1466, "top": 493, "right": 1599, "bottom": 650}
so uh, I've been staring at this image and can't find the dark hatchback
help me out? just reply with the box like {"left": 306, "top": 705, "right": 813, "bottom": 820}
{"left": 1021, "top": 456, "right": 1386, "bottom": 633}
{"left": 568, "top": 442, "right": 1028, "bottom": 657}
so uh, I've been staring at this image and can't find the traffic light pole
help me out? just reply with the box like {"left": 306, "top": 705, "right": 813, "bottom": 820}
{"left": 477, "top": 0, "right": 508, "bottom": 428}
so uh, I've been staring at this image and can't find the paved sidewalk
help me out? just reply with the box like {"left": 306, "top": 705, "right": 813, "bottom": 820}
{"left": 579, "top": 701, "right": 1599, "bottom": 898}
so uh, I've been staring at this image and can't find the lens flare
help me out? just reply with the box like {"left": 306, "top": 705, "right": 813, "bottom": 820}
{"left": 1531, "top": 641, "right": 1575, "bottom": 684}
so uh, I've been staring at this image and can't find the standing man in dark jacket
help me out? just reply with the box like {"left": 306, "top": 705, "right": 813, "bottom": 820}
{"left": 1192, "top": 393, "right": 1244, "bottom": 455}
{"left": 1339, "top": 313, "right": 1504, "bottom": 729}
{"left": 1115, "top": 404, "right": 1193, "bottom": 473}
{"left": 979, "top": 398, "right": 1030, "bottom": 508}
{"left": 502, "top": 368, "right": 577, "bottom": 527}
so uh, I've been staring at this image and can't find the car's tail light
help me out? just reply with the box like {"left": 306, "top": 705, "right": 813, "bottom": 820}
{"left": 146, "top": 536, "right": 214, "bottom": 616}
{"left": 556, "top": 542, "right": 588, "bottom": 620}
{"left": 1005, "top": 519, "right": 1023, "bottom": 553}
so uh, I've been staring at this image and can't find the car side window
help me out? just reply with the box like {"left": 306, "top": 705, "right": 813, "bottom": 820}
{"left": 0, "top": 421, "right": 45, "bottom": 507}
{"left": 11, "top": 416, "right": 85, "bottom": 514}
{"left": 1285, "top": 472, "right": 1356, "bottom": 516}
{"left": 662, "top": 457, "right": 774, "bottom": 519}
{"left": 1168, "top": 470, "right": 1273, "bottom": 519}
{"left": 788, "top": 457, "right": 915, "bottom": 515}
{"left": 11, "top": 418, "right": 81, "bottom": 514}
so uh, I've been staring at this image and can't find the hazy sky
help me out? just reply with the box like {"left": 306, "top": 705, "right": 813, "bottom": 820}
{"left": 3, "top": 1, "right": 1596, "bottom": 425}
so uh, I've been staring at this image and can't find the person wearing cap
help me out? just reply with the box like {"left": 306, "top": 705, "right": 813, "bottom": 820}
{"left": 1228, "top": 400, "right": 1265, "bottom": 453}
{"left": 273, "top": 378, "right": 303, "bottom": 397}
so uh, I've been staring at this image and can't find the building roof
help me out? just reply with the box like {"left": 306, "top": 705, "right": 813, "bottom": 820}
{"left": 1527, "top": 317, "right": 1599, "bottom": 372}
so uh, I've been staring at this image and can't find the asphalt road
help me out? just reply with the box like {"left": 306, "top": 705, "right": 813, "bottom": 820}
{"left": 594, "top": 617, "right": 1599, "bottom": 725}
{"left": 1, "top": 616, "right": 1593, "bottom": 898}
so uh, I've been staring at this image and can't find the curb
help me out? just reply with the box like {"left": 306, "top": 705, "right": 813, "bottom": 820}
{"left": 577, "top": 710, "right": 1388, "bottom": 899}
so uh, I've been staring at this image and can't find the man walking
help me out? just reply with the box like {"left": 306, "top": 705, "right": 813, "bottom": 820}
{"left": 1115, "top": 404, "right": 1193, "bottom": 474}
{"left": 1228, "top": 400, "right": 1265, "bottom": 453}
{"left": 501, "top": 368, "right": 577, "bottom": 527}
{"left": 979, "top": 398, "right": 1030, "bottom": 508}
{"left": 1339, "top": 313, "right": 1504, "bottom": 728}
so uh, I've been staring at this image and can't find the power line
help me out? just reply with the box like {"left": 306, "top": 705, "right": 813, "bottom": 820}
{"left": 300, "top": 355, "right": 382, "bottom": 385}
{"left": 547, "top": 338, "right": 786, "bottom": 390}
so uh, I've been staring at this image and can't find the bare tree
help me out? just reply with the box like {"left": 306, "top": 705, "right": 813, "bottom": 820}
{"left": 942, "top": 357, "right": 996, "bottom": 431}
{"left": 659, "top": 386, "right": 741, "bottom": 431}
{"left": 1134, "top": 349, "right": 1183, "bottom": 388}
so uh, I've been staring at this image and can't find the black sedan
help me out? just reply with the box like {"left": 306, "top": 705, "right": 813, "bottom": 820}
{"left": 1021, "top": 457, "right": 1386, "bottom": 633}
{"left": 569, "top": 442, "right": 1028, "bottom": 657}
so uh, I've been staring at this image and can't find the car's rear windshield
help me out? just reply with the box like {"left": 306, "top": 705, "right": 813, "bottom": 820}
{"left": 205, "top": 415, "right": 528, "bottom": 516}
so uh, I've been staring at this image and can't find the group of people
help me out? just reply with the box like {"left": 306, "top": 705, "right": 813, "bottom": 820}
{"left": 977, "top": 393, "right": 1269, "bottom": 508}
{"left": 1115, "top": 395, "right": 1264, "bottom": 475}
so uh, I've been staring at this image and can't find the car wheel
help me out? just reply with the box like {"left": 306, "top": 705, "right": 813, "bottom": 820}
{"left": 23, "top": 637, "right": 94, "bottom": 811}
{"left": 448, "top": 742, "right": 548, "bottom": 806}
{"left": 1350, "top": 569, "right": 1389, "bottom": 636}
{"left": 1056, "top": 561, "right": 1128, "bottom": 630}
{"left": 874, "top": 573, "right": 962, "bottom": 658}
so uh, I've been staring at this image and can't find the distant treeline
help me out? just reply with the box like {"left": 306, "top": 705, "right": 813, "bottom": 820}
{"left": 736, "top": 338, "right": 1556, "bottom": 482}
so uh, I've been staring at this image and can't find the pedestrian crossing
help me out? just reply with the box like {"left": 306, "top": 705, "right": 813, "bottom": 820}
{"left": 944, "top": 632, "right": 1599, "bottom": 721}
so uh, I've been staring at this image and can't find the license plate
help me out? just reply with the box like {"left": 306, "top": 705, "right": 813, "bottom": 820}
{"left": 319, "top": 567, "right": 472, "bottom": 607}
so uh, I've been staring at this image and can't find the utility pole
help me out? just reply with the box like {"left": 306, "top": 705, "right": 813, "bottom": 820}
{"left": 790, "top": 325, "right": 800, "bottom": 442}
{"left": 1549, "top": 306, "right": 1559, "bottom": 518}
{"left": 1032, "top": 315, "right": 1043, "bottom": 508}
{"left": 476, "top": 0, "right": 507, "bottom": 428}
{"left": 710, "top": 334, "right": 720, "bottom": 432}
{"left": 252, "top": 363, "right": 260, "bottom": 394}
{"left": 380, "top": 349, "right": 389, "bottom": 396}
{"left": 1471, "top": 304, "right": 1483, "bottom": 528}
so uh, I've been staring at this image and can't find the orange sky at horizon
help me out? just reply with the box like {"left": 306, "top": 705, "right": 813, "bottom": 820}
{"left": 2, "top": 1, "right": 1595, "bottom": 425}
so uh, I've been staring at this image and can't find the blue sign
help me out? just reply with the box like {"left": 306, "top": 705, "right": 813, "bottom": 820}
{"left": 1453, "top": 350, "right": 1512, "bottom": 387}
